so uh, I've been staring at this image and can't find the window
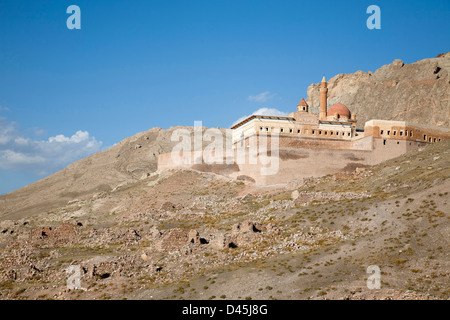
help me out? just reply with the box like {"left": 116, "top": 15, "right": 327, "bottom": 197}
{"left": 297, "top": 129, "right": 301, "bottom": 134}
{"left": 400, "top": 131, "right": 403, "bottom": 136}
{"left": 266, "top": 127, "right": 269, "bottom": 132}
{"left": 387, "top": 130, "right": 391, "bottom": 135}
{"left": 380, "top": 130, "right": 384, "bottom": 135}
{"left": 319, "top": 130, "right": 322, "bottom": 135}
{"left": 289, "top": 128, "right": 293, "bottom": 133}
{"left": 393, "top": 131, "right": 397, "bottom": 136}
{"left": 259, "top": 127, "right": 263, "bottom": 131}
{"left": 383, "top": 139, "right": 386, "bottom": 145}
{"left": 405, "top": 131, "right": 408, "bottom": 137}
{"left": 280, "top": 128, "right": 284, "bottom": 133}
{"left": 325, "top": 131, "right": 328, "bottom": 135}
{"left": 423, "top": 134, "right": 427, "bottom": 140}
{"left": 410, "top": 131, "right": 413, "bottom": 137}
{"left": 348, "top": 132, "right": 351, "bottom": 136}
{"left": 330, "top": 131, "right": 334, "bottom": 135}
{"left": 312, "top": 130, "right": 315, "bottom": 134}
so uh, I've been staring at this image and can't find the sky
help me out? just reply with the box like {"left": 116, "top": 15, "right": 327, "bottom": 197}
{"left": 0, "top": 0, "right": 449, "bottom": 195}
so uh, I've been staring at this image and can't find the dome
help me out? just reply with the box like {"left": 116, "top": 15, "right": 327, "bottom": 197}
{"left": 327, "top": 103, "right": 351, "bottom": 118}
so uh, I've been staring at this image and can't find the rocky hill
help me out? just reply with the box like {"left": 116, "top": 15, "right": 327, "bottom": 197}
{"left": 1, "top": 53, "right": 448, "bottom": 222}
{"left": 0, "top": 53, "right": 449, "bottom": 300}
{"left": 0, "top": 126, "right": 203, "bottom": 221}
{"left": 306, "top": 52, "right": 450, "bottom": 129}
{"left": 0, "top": 139, "right": 448, "bottom": 300}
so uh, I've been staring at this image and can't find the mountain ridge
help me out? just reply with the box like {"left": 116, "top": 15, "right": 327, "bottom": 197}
{"left": 306, "top": 52, "right": 450, "bottom": 129}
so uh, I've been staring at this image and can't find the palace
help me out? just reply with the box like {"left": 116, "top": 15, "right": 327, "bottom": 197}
{"left": 231, "top": 76, "right": 448, "bottom": 148}
{"left": 158, "top": 76, "right": 449, "bottom": 185}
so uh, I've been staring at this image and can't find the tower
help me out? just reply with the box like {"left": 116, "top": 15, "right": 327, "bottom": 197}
{"left": 319, "top": 76, "right": 328, "bottom": 120}
{"left": 297, "top": 98, "right": 309, "bottom": 112}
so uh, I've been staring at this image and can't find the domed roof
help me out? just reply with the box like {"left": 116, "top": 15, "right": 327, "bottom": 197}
{"left": 327, "top": 103, "right": 351, "bottom": 118}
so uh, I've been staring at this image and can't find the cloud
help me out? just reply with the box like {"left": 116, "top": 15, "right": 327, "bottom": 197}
{"left": 0, "top": 105, "right": 9, "bottom": 112}
{"left": 0, "top": 118, "right": 103, "bottom": 175}
{"left": 248, "top": 91, "right": 275, "bottom": 103}
{"left": 231, "top": 107, "right": 289, "bottom": 127}
{"left": 33, "top": 128, "right": 46, "bottom": 137}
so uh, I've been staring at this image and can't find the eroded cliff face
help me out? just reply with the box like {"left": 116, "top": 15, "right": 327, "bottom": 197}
{"left": 306, "top": 53, "right": 450, "bottom": 129}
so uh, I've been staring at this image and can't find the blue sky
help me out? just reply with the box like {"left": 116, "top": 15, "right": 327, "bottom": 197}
{"left": 0, "top": 0, "right": 449, "bottom": 194}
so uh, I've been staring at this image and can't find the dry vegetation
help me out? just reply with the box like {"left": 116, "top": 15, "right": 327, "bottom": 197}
{"left": 0, "top": 140, "right": 449, "bottom": 300}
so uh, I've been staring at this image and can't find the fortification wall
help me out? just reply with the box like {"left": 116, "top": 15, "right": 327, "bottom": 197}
{"left": 228, "top": 147, "right": 374, "bottom": 185}
{"left": 157, "top": 135, "right": 432, "bottom": 185}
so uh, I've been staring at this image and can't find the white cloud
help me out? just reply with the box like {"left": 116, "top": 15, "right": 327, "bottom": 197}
{"left": 248, "top": 91, "right": 275, "bottom": 102}
{"left": 33, "top": 128, "right": 46, "bottom": 136}
{"left": 0, "top": 105, "right": 10, "bottom": 112}
{"left": 0, "top": 118, "right": 16, "bottom": 145}
{"left": 0, "top": 118, "right": 103, "bottom": 175}
{"left": 231, "top": 107, "right": 289, "bottom": 127}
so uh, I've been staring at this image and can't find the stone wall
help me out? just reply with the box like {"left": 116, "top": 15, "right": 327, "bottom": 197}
{"left": 364, "top": 120, "right": 450, "bottom": 143}
{"left": 157, "top": 129, "right": 444, "bottom": 186}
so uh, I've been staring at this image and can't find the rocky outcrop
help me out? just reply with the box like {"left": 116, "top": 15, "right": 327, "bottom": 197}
{"left": 306, "top": 53, "right": 450, "bottom": 129}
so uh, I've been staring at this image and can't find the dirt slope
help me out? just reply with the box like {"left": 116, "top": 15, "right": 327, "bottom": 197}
{"left": 0, "top": 126, "right": 221, "bottom": 220}
{"left": 0, "top": 140, "right": 448, "bottom": 300}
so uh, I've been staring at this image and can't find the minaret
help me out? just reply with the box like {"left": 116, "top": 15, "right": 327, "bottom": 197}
{"left": 319, "top": 76, "right": 328, "bottom": 120}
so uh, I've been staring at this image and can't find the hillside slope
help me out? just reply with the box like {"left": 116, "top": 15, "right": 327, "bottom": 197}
{"left": 0, "top": 127, "right": 188, "bottom": 220}
{"left": 0, "top": 140, "right": 448, "bottom": 300}
{"left": 1, "top": 53, "right": 449, "bottom": 221}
